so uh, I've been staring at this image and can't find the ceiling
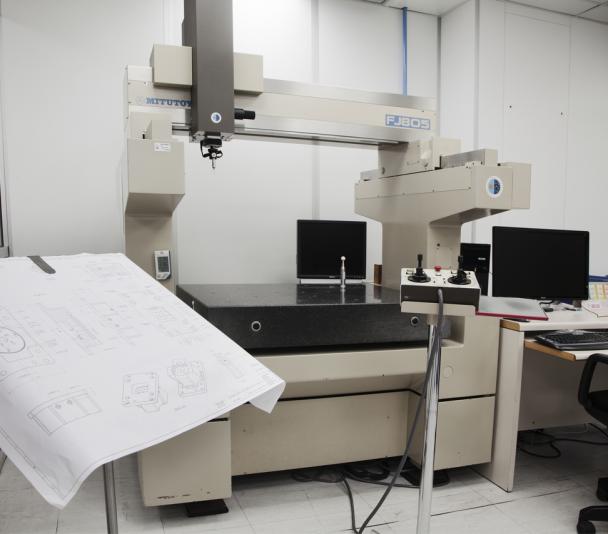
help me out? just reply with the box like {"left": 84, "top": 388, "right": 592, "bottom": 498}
{"left": 362, "top": 0, "right": 608, "bottom": 23}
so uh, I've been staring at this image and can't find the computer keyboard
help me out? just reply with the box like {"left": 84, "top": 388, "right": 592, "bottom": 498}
{"left": 535, "top": 330, "right": 608, "bottom": 351}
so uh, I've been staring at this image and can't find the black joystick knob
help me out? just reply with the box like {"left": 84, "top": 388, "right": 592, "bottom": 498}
{"left": 408, "top": 254, "right": 431, "bottom": 283}
{"left": 448, "top": 255, "right": 471, "bottom": 285}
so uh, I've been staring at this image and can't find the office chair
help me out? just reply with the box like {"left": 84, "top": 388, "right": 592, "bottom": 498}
{"left": 577, "top": 353, "right": 608, "bottom": 534}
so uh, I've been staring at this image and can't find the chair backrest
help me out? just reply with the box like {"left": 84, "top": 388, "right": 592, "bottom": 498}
{"left": 579, "top": 353, "right": 608, "bottom": 427}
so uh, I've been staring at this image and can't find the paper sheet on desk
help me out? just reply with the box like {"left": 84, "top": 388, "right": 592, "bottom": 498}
{"left": 477, "top": 296, "right": 547, "bottom": 320}
{"left": 0, "top": 253, "right": 285, "bottom": 508}
{"left": 582, "top": 300, "right": 608, "bottom": 318}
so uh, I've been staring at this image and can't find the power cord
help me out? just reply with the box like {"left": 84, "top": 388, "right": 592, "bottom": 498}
{"left": 517, "top": 424, "right": 608, "bottom": 459}
{"left": 292, "top": 289, "right": 446, "bottom": 534}
{"left": 342, "top": 459, "right": 450, "bottom": 489}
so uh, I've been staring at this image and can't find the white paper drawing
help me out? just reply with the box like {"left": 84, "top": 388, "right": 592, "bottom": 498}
{"left": 122, "top": 373, "right": 167, "bottom": 412}
{"left": 0, "top": 253, "right": 285, "bottom": 508}
{"left": 29, "top": 389, "right": 102, "bottom": 435}
{"left": 0, "top": 327, "right": 26, "bottom": 354}
{"left": 0, "top": 308, "right": 54, "bottom": 382}
{"left": 168, "top": 359, "right": 207, "bottom": 397}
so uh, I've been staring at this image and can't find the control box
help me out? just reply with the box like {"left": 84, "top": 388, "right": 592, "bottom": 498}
{"left": 154, "top": 250, "right": 171, "bottom": 281}
{"left": 401, "top": 255, "right": 480, "bottom": 316}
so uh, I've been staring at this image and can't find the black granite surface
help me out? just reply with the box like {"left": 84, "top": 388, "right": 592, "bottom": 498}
{"left": 179, "top": 283, "right": 402, "bottom": 307}
{"left": 178, "top": 283, "right": 430, "bottom": 351}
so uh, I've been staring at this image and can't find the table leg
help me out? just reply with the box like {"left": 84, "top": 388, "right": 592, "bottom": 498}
{"left": 103, "top": 462, "right": 119, "bottom": 534}
{"left": 475, "top": 327, "right": 524, "bottom": 491}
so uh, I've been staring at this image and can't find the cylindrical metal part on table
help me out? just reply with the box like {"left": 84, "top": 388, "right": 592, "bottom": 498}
{"left": 416, "top": 324, "right": 442, "bottom": 534}
{"left": 103, "top": 462, "right": 119, "bottom": 534}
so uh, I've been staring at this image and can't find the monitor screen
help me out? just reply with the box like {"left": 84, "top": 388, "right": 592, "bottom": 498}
{"left": 492, "top": 226, "right": 589, "bottom": 300}
{"left": 460, "top": 243, "right": 491, "bottom": 296}
{"left": 297, "top": 220, "right": 366, "bottom": 279}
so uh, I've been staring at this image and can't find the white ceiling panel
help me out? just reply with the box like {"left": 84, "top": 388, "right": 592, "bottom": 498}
{"left": 383, "top": 0, "right": 467, "bottom": 14}
{"left": 581, "top": 3, "right": 608, "bottom": 22}
{"left": 508, "top": 0, "right": 601, "bottom": 15}
{"left": 506, "top": 0, "right": 605, "bottom": 13}
{"left": 364, "top": 0, "right": 608, "bottom": 18}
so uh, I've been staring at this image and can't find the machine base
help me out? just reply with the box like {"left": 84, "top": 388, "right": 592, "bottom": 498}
{"left": 185, "top": 499, "right": 229, "bottom": 517}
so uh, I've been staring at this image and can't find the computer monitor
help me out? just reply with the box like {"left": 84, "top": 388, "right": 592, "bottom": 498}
{"left": 460, "top": 243, "right": 491, "bottom": 296}
{"left": 297, "top": 220, "right": 366, "bottom": 280}
{"left": 492, "top": 226, "right": 589, "bottom": 300}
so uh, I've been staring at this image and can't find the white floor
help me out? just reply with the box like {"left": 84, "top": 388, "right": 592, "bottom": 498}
{"left": 2, "top": 427, "right": 608, "bottom": 534}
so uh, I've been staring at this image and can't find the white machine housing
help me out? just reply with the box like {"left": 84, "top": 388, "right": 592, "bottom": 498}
{"left": 356, "top": 146, "right": 531, "bottom": 289}
{"left": 401, "top": 267, "right": 480, "bottom": 317}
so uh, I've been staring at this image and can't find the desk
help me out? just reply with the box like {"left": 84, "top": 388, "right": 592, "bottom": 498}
{"left": 523, "top": 340, "right": 608, "bottom": 362}
{"left": 477, "top": 310, "right": 608, "bottom": 492}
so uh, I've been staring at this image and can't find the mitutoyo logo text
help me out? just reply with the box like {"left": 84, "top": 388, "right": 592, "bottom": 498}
{"left": 140, "top": 96, "right": 191, "bottom": 108}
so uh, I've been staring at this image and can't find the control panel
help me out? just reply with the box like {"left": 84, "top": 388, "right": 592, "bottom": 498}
{"left": 401, "top": 255, "right": 480, "bottom": 315}
{"left": 154, "top": 250, "right": 172, "bottom": 281}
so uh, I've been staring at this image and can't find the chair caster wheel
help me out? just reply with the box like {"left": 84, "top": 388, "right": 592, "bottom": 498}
{"left": 577, "top": 520, "right": 596, "bottom": 534}
{"left": 597, "top": 488, "right": 608, "bottom": 502}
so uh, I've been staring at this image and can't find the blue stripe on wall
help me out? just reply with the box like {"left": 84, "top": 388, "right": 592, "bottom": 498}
{"left": 402, "top": 7, "right": 408, "bottom": 95}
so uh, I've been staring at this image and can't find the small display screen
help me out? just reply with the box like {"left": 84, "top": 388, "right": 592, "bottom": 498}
{"left": 297, "top": 220, "right": 366, "bottom": 280}
{"left": 157, "top": 256, "right": 170, "bottom": 272}
{"left": 492, "top": 226, "right": 589, "bottom": 300}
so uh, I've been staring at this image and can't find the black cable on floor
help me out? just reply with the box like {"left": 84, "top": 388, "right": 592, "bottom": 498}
{"left": 517, "top": 425, "right": 608, "bottom": 459}
{"left": 290, "top": 467, "right": 358, "bottom": 533}
{"left": 342, "top": 460, "right": 450, "bottom": 489}
{"left": 517, "top": 441, "right": 562, "bottom": 459}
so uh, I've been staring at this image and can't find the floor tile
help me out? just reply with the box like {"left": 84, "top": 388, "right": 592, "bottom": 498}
{"left": 236, "top": 488, "right": 317, "bottom": 526}
{"left": 166, "top": 526, "right": 255, "bottom": 534}
{"left": 390, "top": 505, "right": 531, "bottom": 534}
{"left": 252, "top": 516, "right": 325, "bottom": 534}
{"left": 0, "top": 513, "right": 59, "bottom": 534}
{"left": 496, "top": 486, "right": 597, "bottom": 534}
{"left": 0, "top": 460, "right": 39, "bottom": 492}
{"left": 475, "top": 474, "right": 581, "bottom": 504}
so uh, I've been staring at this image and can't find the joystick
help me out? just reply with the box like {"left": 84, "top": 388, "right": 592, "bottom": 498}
{"left": 408, "top": 254, "right": 431, "bottom": 283}
{"left": 448, "top": 256, "right": 471, "bottom": 285}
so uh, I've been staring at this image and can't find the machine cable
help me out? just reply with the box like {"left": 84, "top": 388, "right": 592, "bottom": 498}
{"left": 342, "top": 460, "right": 450, "bottom": 489}
{"left": 291, "top": 289, "right": 446, "bottom": 534}
{"left": 517, "top": 424, "right": 608, "bottom": 459}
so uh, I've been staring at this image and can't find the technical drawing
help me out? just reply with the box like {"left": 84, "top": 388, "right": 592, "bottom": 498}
{"left": 0, "top": 309, "right": 54, "bottom": 382}
{"left": 122, "top": 372, "right": 167, "bottom": 412}
{"left": 84, "top": 261, "right": 130, "bottom": 279}
{"left": 45, "top": 307, "right": 101, "bottom": 352}
{"left": 0, "top": 327, "right": 26, "bottom": 354}
{"left": 148, "top": 306, "right": 198, "bottom": 338}
{"left": 167, "top": 359, "right": 207, "bottom": 397}
{"left": 28, "top": 390, "right": 102, "bottom": 436}
{"left": 89, "top": 302, "right": 140, "bottom": 342}
{"left": 0, "top": 351, "right": 53, "bottom": 382}
{"left": 214, "top": 352, "right": 245, "bottom": 379}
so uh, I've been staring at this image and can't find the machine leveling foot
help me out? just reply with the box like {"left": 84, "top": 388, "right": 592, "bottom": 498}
{"left": 401, "top": 459, "right": 449, "bottom": 488}
{"left": 185, "top": 499, "right": 229, "bottom": 517}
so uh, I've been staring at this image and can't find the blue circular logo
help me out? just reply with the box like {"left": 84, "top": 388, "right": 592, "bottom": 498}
{"left": 210, "top": 112, "right": 222, "bottom": 124}
{"left": 486, "top": 176, "right": 503, "bottom": 198}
